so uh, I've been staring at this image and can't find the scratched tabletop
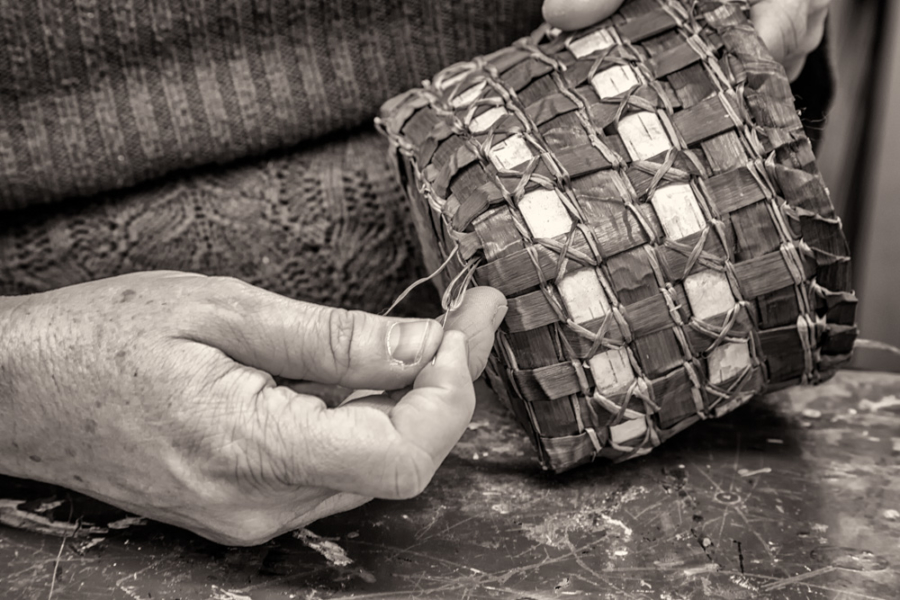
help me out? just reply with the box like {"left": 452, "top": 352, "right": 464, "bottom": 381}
{"left": 1, "top": 370, "right": 899, "bottom": 600}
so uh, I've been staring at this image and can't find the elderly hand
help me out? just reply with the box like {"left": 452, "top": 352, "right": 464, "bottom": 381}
{"left": 543, "top": 0, "right": 829, "bottom": 81}
{"left": 0, "top": 272, "right": 506, "bottom": 545}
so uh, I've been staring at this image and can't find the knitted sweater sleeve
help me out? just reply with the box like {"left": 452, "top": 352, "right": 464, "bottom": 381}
{"left": 0, "top": 0, "right": 544, "bottom": 211}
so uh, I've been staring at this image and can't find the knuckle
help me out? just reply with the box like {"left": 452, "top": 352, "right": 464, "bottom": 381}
{"left": 208, "top": 275, "right": 250, "bottom": 291}
{"left": 201, "top": 276, "right": 259, "bottom": 309}
{"left": 326, "top": 308, "right": 359, "bottom": 380}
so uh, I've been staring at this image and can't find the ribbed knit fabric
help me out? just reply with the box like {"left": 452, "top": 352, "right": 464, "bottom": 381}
{"left": 0, "top": 0, "right": 544, "bottom": 210}
{"left": 0, "top": 0, "right": 543, "bottom": 311}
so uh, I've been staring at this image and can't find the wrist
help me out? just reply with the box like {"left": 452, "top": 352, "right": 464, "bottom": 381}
{"left": 0, "top": 294, "right": 47, "bottom": 479}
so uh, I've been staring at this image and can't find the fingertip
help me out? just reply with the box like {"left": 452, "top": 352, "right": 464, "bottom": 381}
{"left": 474, "top": 284, "right": 506, "bottom": 304}
{"left": 437, "top": 329, "right": 469, "bottom": 366}
{"left": 479, "top": 286, "right": 508, "bottom": 322}
{"left": 750, "top": 2, "right": 794, "bottom": 63}
{"left": 413, "top": 329, "right": 471, "bottom": 390}
{"left": 491, "top": 304, "right": 508, "bottom": 332}
{"left": 543, "top": 0, "right": 623, "bottom": 31}
{"left": 444, "top": 287, "right": 505, "bottom": 332}
{"left": 421, "top": 318, "right": 445, "bottom": 363}
{"left": 386, "top": 317, "right": 443, "bottom": 367}
{"left": 442, "top": 287, "right": 505, "bottom": 379}
{"left": 750, "top": 7, "right": 775, "bottom": 60}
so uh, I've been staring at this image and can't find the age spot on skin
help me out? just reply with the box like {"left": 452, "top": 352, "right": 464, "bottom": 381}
{"left": 119, "top": 289, "right": 137, "bottom": 303}
{"left": 28, "top": 455, "right": 42, "bottom": 462}
{"left": 84, "top": 419, "right": 98, "bottom": 434}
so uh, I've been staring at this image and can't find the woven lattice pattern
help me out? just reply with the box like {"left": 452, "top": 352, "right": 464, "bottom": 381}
{"left": 378, "top": 0, "right": 857, "bottom": 472}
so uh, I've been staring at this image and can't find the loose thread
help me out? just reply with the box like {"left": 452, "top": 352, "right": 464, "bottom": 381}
{"left": 854, "top": 338, "right": 900, "bottom": 360}
{"left": 48, "top": 502, "right": 77, "bottom": 600}
{"left": 439, "top": 255, "right": 483, "bottom": 325}
{"left": 382, "top": 245, "right": 460, "bottom": 316}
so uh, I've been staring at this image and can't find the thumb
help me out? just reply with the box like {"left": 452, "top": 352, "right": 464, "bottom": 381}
{"left": 190, "top": 278, "right": 444, "bottom": 390}
{"left": 543, "top": 0, "right": 625, "bottom": 31}
{"left": 338, "top": 286, "right": 507, "bottom": 413}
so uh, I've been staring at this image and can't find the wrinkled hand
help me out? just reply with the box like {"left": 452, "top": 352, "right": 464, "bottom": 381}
{"left": 0, "top": 272, "right": 506, "bottom": 545}
{"left": 543, "top": 0, "right": 829, "bottom": 80}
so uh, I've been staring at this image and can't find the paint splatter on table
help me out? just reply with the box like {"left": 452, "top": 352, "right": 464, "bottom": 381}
{"left": 1, "top": 370, "right": 898, "bottom": 599}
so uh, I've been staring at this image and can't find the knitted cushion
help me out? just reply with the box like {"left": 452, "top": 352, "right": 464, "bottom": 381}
{"left": 378, "top": 0, "right": 857, "bottom": 472}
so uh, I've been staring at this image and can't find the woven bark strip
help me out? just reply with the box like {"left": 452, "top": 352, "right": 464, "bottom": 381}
{"left": 378, "top": 0, "right": 856, "bottom": 472}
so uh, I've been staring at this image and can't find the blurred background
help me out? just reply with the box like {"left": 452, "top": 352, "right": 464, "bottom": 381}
{"left": 818, "top": 0, "right": 900, "bottom": 371}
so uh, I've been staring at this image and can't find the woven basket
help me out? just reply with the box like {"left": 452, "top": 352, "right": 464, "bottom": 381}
{"left": 378, "top": 0, "right": 857, "bottom": 472}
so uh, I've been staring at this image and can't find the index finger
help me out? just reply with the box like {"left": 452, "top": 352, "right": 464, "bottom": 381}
{"left": 750, "top": 0, "right": 809, "bottom": 63}
{"left": 300, "top": 331, "right": 475, "bottom": 499}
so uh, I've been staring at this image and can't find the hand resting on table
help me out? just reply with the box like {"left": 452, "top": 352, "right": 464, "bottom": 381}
{"left": 0, "top": 272, "right": 506, "bottom": 545}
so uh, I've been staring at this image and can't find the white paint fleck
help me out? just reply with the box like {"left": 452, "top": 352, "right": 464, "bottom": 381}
{"left": 613, "top": 548, "right": 629, "bottom": 557}
{"left": 811, "top": 523, "right": 829, "bottom": 533}
{"left": 801, "top": 408, "right": 822, "bottom": 419}
{"left": 601, "top": 514, "right": 633, "bottom": 538}
{"left": 210, "top": 587, "right": 253, "bottom": 600}
{"left": 293, "top": 528, "right": 354, "bottom": 567}
{"left": 107, "top": 517, "right": 148, "bottom": 530}
{"left": 884, "top": 509, "right": 900, "bottom": 521}
{"left": 860, "top": 395, "right": 900, "bottom": 412}
{"left": 491, "top": 503, "right": 510, "bottom": 515}
{"left": 521, "top": 507, "right": 631, "bottom": 549}
{"left": 766, "top": 438, "right": 784, "bottom": 444}
{"left": 683, "top": 563, "right": 718, "bottom": 576}
{"left": 33, "top": 500, "right": 65, "bottom": 514}
{"left": 738, "top": 467, "right": 772, "bottom": 477}
{"left": 118, "top": 585, "right": 143, "bottom": 600}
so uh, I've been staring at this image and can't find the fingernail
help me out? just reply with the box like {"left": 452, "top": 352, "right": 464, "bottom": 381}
{"left": 491, "top": 304, "right": 508, "bottom": 330}
{"left": 388, "top": 320, "right": 433, "bottom": 366}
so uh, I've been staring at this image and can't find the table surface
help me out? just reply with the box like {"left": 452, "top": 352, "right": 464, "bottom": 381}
{"left": 1, "top": 370, "right": 899, "bottom": 600}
